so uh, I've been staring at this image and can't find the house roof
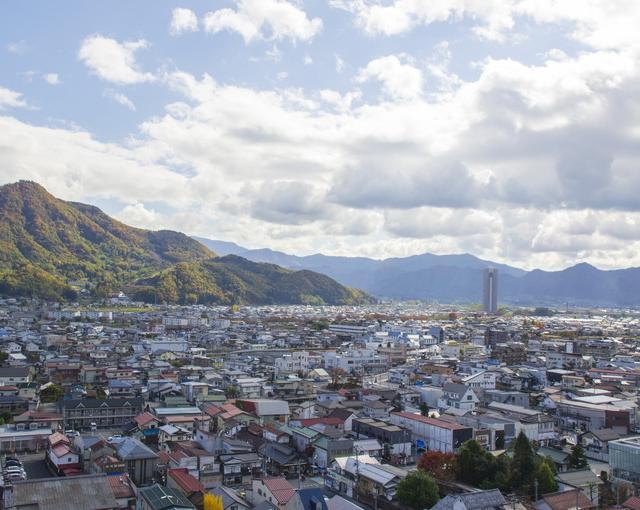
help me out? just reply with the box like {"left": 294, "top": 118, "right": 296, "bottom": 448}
{"left": 116, "top": 437, "right": 158, "bottom": 461}
{"left": 261, "top": 477, "right": 296, "bottom": 505}
{"left": 10, "top": 474, "right": 119, "bottom": 510}
{"left": 168, "top": 468, "right": 205, "bottom": 494}
{"left": 138, "top": 484, "right": 195, "bottom": 510}
{"left": 541, "top": 489, "right": 596, "bottom": 510}
{"left": 134, "top": 411, "right": 158, "bottom": 427}
{"left": 556, "top": 469, "right": 601, "bottom": 487}
{"left": 392, "top": 411, "right": 469, "bottom": 430}
{"left": 623, "top": 496, "right": 640, "bottom": 510}
{"left": 107, "top": 474, "right": 135, "bottom": 500}
{"left": 431, "top": 490, "right": 507, "bottom": 510}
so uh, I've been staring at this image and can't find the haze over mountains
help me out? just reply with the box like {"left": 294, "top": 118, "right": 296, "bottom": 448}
{"left": 196, "top": 238, "right": 640, "bottom": 307}
{"left": 0, "top": 181, "right": 370, "bottom": 306}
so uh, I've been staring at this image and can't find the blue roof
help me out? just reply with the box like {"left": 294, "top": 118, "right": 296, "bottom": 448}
{"left": 297, "top": 488, "right": 328, "bottom": 510}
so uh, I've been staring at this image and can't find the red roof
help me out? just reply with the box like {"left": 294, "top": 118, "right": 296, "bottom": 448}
{"left": 48, "top": 432, "right": 70, "bottom": 447}
{"left": 542, "top": 490, "right": 596, "bottom": 510}
{"left": 392, "top": 411, "right": 469, "bottom": 430}
{"left": 297, "top": 417, "right": 343, "bottom": 427}
{"left": 624, "top": 497, "right": 640, "bottom": 510}
{"left": 52, "top": 444, "right": 76, "bottom": 458}
{"left": 107, "top": 475, "right": 135, "bottom": 499}
{"left": 168, "top": 468, "right": 205, "bottom": 494}
{"left": 134, "top": 411, "right": 157, "bottom": 427}
{"left": 261, "top": 477, "right": 296, "bottom": 505}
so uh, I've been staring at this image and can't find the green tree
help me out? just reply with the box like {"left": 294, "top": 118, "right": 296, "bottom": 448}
{"left": 510, "top": 432, "right": 536, "bottom": 494}
{"left": 568, "top": 444, "right": 588, "bottom": 469}
{"left": 535, "top": 462, "right": 558, "bottom": 495}
{"left": 396, "top": 470, "right": 439, "bottom": 510}
{"left": 457, "top": 440, "right": 496, "bottom": 487}
{"left": 40, "top": 383, "right": 64, "bottom": 403}
{"left": 420, "top": 402, "right": 430, "bottom": 416}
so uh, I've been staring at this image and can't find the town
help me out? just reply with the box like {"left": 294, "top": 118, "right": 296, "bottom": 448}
{"left": 0, "top": 295, "right": 639, "bottom": 510}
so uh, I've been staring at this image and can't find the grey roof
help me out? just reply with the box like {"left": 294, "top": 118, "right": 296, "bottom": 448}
{"left": 430, "top": 489, "right": 507, "bottom": 510}
{"left": 61, "top": 397, "right": 144, "bottom": 410}
{"left": 210, "top": 486, "right": 250, "bottom": 509}
{"left": 443, "top": 383, "right": 469, "bottom": 397}
{"left": 116, "top": 437, "right": 159, "bottom": 461}
{"left": 9, "top": 474, "right": 118, "bottom": 510}
{"left": 0, "top": 367, "right": 30, "bottom": 377}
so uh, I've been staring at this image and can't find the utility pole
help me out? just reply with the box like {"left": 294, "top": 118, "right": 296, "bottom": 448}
{"left": 534, "top": 478, "right": 539, "bottom": 502}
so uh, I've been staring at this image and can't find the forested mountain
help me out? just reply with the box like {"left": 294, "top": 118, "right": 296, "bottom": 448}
{"left": 0, "top": 181, "right": 371, "bottom": 305}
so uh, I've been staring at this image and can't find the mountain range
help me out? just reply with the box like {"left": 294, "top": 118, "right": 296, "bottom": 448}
{"left": 0, "top": 181, "right": 370, "bottom": 306}
{"left": 195, "top": 238, "right": 640, "bottom": 307}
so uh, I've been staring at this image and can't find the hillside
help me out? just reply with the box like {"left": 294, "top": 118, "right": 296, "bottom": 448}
{"left": 135, "top": 255, "right": 371, "bottom": 305}
{"left": 0, "top": 181, "right": 371, "bottom": 305}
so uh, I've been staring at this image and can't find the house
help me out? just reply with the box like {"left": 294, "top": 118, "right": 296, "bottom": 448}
{"left": 252, "top": 477, "right": 297, "bottom": 510}
{"left": 438, "top": 383, "right": 479, "bottom": 412}
{"left": 158, "top": 424, "right": 192, "bottom": 451}
{"left": 47, "top": 432, "right": 81, "bottom": 476}
{"left": 235, "top": 399, "right": 291, "bottom": 425}
{"left": 362, "top": 400, "right": 394, "bottom": 420}
{"left": 352, "top": 417, "right": 412, "bottom": 463}
{"left": 137, "top": 484, "right": 196, "bottom": 510}
{"left": 8, "top": 473, "right": 119, "bottom": 510}
{"left": 167, "top": 468, "right": 205, "bottom": 509}
{"left": 580, "top": 428, "right": 626, "bottom": 462}
{"left": 0, "top": 366, "right": 31, "bottom": 385}
{"left": 259, "top": 442, "right": 303, "bottom": 478}
{"left": 430, "top": 489, "right": 508, "bottom": 510}
{"left": 114, "top": 437, "right": 159, "bottom": 486}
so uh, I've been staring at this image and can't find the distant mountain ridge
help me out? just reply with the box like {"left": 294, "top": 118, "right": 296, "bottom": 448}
{"left": 195, "top": 237, "right": 640, "bottom": 307}
{"left": 0, "top": 181, "right": 371, "bottom": 305}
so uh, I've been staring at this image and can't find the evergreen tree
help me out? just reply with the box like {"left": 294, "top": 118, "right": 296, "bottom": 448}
{"left": 396, "top": 470, "right": 440, "bottom": 510}
{"left": 535, "top": 462, "right": 558, "bottom": 496}
{"left": 568, "top": 444, "right": 588, "bottom": 469}
{"left": 457, "top": 440, "right": 496, "bottom": 487}
{"left": 510, "top": 432, "right": 536, "bottom": 494}
{"left": 420, "top": 402, "right": 430, "bottom": 416}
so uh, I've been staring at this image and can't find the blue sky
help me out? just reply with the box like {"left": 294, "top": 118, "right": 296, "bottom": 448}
{"left": 1, "top": 1, "right": 640, "bottom": 270}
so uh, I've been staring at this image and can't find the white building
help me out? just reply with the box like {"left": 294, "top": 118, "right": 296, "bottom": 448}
{"left": 274, "top": 351, "right": 310, "bottom": 376}
{"left": 324, "top": 349, "right": 386, "bottom": 374}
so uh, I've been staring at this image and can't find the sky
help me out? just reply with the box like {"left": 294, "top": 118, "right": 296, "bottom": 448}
{"left": 2, "top": 1, "right": 640, "bottom": 271}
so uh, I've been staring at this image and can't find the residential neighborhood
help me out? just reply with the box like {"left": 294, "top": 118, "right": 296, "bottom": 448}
{"left": 0, "top": 298, "right": 639, "bottom": 510}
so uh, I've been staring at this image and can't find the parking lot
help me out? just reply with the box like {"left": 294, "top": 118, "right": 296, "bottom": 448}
{"left": 3, "top": 452, "right": 53, "bottom": 481}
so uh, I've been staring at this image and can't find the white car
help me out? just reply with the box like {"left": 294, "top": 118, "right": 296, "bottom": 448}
{"left": 5, "top": 472, "right": 26, "bottom": 481}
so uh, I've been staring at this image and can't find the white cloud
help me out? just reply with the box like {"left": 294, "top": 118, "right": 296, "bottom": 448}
{"left": 170, "top": 8, "right": 199, "bottom": 36}
{"left": 103, "top": 89, "right": 136, "bottom": 111}
{"left": 6, "top": 40, "right": 27, "bottom": 55}
{"left": 303, "top": 53, "right": 313, "bottom": 65}
{"left": 331, "top": 0, "right": 515, "bottom": 40}
{"left": 335, "top": 54, "right": 345, "bottom": 73}
{"left": 6, "top": 3, "right": 640, "bottom": 270}
{"left": 78, "top": 35, "right": 155, "bottom": 84}
{"left": 203, "top": 0, "right": 322, "bottom": 43}
{"left": 356, "top": 55, "right": 423, "bottom": 101}
{"left": 0, "top": 87, "right": 27, "bottom": 110}
{"left": 43, "top": 73, "right": 60, "bottom": 85}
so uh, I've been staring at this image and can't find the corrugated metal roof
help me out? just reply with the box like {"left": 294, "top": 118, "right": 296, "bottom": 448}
{"left": 10, "top": 474, "right": 118, "bottom": 510}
